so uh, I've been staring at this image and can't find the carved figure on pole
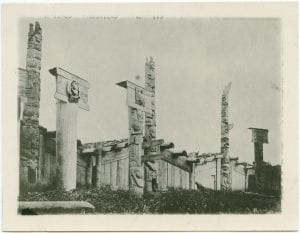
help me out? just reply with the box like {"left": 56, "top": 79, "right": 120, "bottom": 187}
{"left": 220, "top": 82, "right": 233, "bottom": 191}
{"left": 128, "top": 107, "right": 144, "bottom": 192}
{"left": 49, "top": 67, "right": 90, "bottom": 191}
{"left": 67, "top": 80, "right": 80, "bottom": 102}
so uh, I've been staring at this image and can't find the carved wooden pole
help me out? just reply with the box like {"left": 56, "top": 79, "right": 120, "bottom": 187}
{"left": 19, "top": 22, "right": 42, "bottom": 190}
{"left": 49, "top": 67, "right": 90, "bottom": 191}
{"left": 117, "top": 81, "right": 155, "bottom": 196}
{"left": 220, "top": 82, "right": 233, "bottom": 191}
{"left": 249, "top": 128, "right": 269, "bottom": 192}
{"left": 128, "top": 107, "right": 144, "bottom": 195}
{"left": 144, "top": 57, "right": 157, "bottom": 192}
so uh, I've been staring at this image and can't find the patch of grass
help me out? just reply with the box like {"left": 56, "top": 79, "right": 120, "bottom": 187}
{"left": 19, "top": 186, "right": 281, "bottom": 214}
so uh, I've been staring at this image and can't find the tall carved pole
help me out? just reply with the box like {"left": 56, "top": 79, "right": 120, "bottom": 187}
{"left": 144, "top": 57, "right": 157, "bottom": 192}
{"left": 220, "top": 82, "right": 233, "bottom": 191}
{"left": 49, "top": 68, "right": 90, "bottom": 191}
{"left": 117, "top": 81, "right": 155, "bottom": 196}
{"left": 248, "top": 128, "right": 268, "bottom": 192}
{"left": 19, "top": 22, "right": 42, "bottom": 189}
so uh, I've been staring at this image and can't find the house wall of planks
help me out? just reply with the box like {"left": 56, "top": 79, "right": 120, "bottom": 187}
{"left": 97, "top": 150, "right": 190, "bottom": 190}
{"left": 19, "top": 128, "right": 253, "bottom": 193}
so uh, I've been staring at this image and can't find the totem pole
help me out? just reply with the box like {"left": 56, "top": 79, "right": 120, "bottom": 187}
{"left": 220, "top": 82, "right": 233, "bottom": 191}
{"left": 19, "top": 22, "right": 42, "bottom": 188}
{"left": 49, "top": 67, "right": 90, "bottom": 191}
{"left": 249, "top": 128, "right": 268, "bottom": 192}
{"left": 144, "top": 57, "right": 158, "bottom": 192}
{"left": 117, "top": 80, "right": 155, "bottom": 196}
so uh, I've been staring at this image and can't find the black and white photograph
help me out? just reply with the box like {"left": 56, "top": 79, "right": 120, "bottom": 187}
{"left": 2, "top": 2, "right": 298, "bottom": 231}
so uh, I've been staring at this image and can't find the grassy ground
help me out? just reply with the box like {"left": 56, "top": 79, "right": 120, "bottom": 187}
{"left": 19, "top": 186, "right": 281, "bottom": 214}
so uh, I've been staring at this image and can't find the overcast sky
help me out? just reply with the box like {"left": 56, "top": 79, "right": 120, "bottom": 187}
{"left": 19, "top": 18, "right": 281, "bottom": 165}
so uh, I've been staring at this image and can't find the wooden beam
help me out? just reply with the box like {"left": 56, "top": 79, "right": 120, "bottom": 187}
{"left": 171, "top": 150, "right": 188, "bottom": 157}
{"left": 160, "top": 142, "right": 174, "bottom": 150}
{"left": 161, "top": 150, "right": 192, "bottom": 173}
{"left": 142, "top": 150, "right": 192, "bottom": 173}
{"left": 186, "top": 158, "right": 200, "bottom": 163}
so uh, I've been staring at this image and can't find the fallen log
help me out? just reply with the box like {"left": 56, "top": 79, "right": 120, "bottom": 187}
{"left": 141, "top": 150, "right": 192, "bottom": 172}
{"left": 18, "top": 201, "right": 95, "bottom": 215}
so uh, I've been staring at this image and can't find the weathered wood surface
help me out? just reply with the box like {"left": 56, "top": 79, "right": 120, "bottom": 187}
{"left": 101, "top": 149, "right": 129, "bottom": 163}
{"left": 99, "top": 153, "right": 129, "bottom": 190}
{"left": 142, "top": 150, "right": 192, "bottom": 173}
{"left": 96, "top": 155, "right": 102, "bottom": 188}
{"left": 174, "top": 167, "right": 180, "bottom": 187}
{"left": 159, "top": 161, "right": 168, "bottom": 189}
{"left": 142, "top": 153, "right": 164, "bottom": 162}
{"left": 117, "top": 80, "right": 154, "bottom": 114}
{"left": 248, "top": 128, "right": 269, "bottom": 192}
{"left": 56, "top": 101, "right": 78, "bottom": 190}
{"left": 160, "top": 142, "right": 175, "bottom": 150}
{"left": 104, "top": 163, "right": 111, "bottom": 185}
{"left": 117, "top": 80, "right": 147, "bottom": 195}
{"left": 167, "top": 163, "right": 172, "bottom": 187}
{"left": 249, "top": 128, "right": 269, "bottom": 144}
{"left": 128, "top": 106, "right": 144, "bottom": 195}
{"left": 111, "top": 161, "right": 118, "bottom": 190}
{"left": 49, "top": 67, "right": 90, "bottom": 111}
{"left": 216, "top": 157, "right": 221, "bottom": 190}
{"left": 221, "top": 82, "right": 233, "bottom": 191}
{"left": 19, "top": 201, "right": 95, "bottom": 214}
{"left": 50, "top": 67, "right": 90, "bottom": 191}
{"left": 142, "top": 139, "right": 164, "bottom": 149}
{"left": 86, "top": 157, "right": 93, "bottom": 188}
{"left": 189, "top": 164, "right": 195, "bottom": 189}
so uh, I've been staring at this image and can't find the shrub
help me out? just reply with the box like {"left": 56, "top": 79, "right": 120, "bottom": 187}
{"left": 19, "top": 187, "right": 281, "bottom": 214}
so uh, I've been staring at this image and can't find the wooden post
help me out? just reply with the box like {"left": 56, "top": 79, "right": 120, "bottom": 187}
{"left": 49, "top": 67, "right": 90, "bottom": 191}
{"left": 96, "top": 152, "right": 102, "bottom": 189}
{"left": 56, "top": 101, "right": 78, "bottom": 190}
{"left": 189, "top": 163, "right": 195, "bottom": 189}
{"left": 248, "top": 128, "right": 269, "bottom": 192}
{"left": 86, "top": 156, "right": 94, "bottom": 188}
{"left": 221, "top": 82, "right": 233, "bottom": 191}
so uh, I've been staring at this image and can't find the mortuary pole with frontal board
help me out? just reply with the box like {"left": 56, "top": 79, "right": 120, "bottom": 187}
{"left": 248, "top": 127, "right": 269, "bottom": 192}
{"left": 117, "top": 80, "right": 155, "bottom": 196}
{"left": 49, "top": 67, "right": 90, "bottom": 191}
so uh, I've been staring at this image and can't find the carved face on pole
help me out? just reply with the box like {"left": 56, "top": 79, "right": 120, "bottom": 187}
{"left": 67, "top": 80, "right": 80, "bottom": 103}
